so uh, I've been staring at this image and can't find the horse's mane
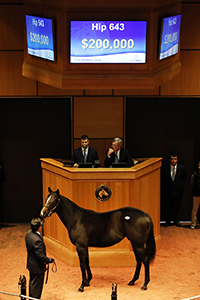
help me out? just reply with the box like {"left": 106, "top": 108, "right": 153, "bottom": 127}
{"left": 60, "top": 194, "right": 95, "bottom": 213}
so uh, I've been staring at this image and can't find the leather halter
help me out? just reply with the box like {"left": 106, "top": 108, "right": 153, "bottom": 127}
{"left": 44, "top": 197, "right": 60, "bottom": 217}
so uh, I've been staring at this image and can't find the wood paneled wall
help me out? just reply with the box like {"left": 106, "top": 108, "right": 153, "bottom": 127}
{"left": 73, "top": 97, "right": 124, "bottom": 165}
{"left": 0, "top": 3, "right": 23, "bottom": 50}
{"left": 0, "top": 2, "right": 36, "bottom": 96}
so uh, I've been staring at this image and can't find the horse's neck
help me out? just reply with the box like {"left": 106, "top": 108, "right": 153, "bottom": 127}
{"left": 57, "top": 196, "right": 80, "bottom": 229}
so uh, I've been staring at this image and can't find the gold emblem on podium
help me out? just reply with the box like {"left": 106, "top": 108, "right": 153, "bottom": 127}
{"left": 95, "top": 185, "right": 112, "bottom": 202}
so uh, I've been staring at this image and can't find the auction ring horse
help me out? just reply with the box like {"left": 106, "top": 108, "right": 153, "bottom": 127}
{"left": 40, "top": 187, "right": 156, "bottom": 292}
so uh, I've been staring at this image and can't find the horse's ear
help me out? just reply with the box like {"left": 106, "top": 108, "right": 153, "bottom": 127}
{"left": 56, "top": 189, "right": 60, "bottom": 196}
{"left": 48, "top": 187, "right": 52, "bottom": 193}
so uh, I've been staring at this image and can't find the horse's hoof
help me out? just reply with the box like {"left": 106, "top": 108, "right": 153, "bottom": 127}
{"left": 128, "top": 280, "right": 135, "bottom": 286}
{"left": 78, "top": 286, "right": 84, "bottom": 292}
{"left": 141, "top": 284, "right": 147, "bottom": 291}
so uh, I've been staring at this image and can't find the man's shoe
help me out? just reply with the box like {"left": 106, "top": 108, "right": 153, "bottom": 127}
{"left": 164, "top": 222, "right": 170, "bottom": 227}
{"left": 174, "top": 221, "right": 183, "bottom": 227}
{"left": 190, "top": 224, "right": 196, "bottom": 230}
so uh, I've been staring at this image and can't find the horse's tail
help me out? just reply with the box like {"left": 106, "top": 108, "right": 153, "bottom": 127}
{"left": 146, "top": 219, "right": 156, "bottom": 262}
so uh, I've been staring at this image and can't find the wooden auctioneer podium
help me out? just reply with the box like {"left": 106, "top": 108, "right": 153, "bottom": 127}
{"left": 40, "top": 157, "right": 162, "bottom": 267}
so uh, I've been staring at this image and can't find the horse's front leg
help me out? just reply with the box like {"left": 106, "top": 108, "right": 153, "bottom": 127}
{"left": 86, "top": 247, "right": 93, "bottom": 284}
{"left": 76, "top": 245, "right": 91, "bottom": 292}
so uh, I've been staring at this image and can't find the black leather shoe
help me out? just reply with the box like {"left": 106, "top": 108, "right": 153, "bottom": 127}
{"left": 164, "top": 222, "right": 170, "bottom": 227}
{"left": 174, "top": 221, "right": 183, "bottom": 227}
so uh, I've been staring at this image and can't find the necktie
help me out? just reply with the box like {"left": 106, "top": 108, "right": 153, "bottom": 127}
{"left": 115, "top": 152, "right": 119, "bottom": 163}
{"left": 83, "top": 149, "right": 86, "bottom": 163}
{"left": 172, "top": 166, "right": 175, "bottom": 181}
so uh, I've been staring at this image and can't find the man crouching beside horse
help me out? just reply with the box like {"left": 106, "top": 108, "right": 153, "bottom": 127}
{"left": 40, "top": 187, "right": 156, "bottom": 292}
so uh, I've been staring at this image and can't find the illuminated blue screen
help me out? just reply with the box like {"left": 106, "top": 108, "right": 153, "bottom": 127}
{"left": 70, "top": 21, "right": 147, "bottom": 63}
{"left": 26, "top": 15, "right": 54, "bottom": 61}
{"left": 159, "top": 14, "right": 181, "bottom": 60}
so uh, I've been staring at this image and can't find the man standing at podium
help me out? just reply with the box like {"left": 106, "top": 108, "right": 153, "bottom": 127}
{"left": 71, "top": 134, "right": 99, "bottom": 168}
{"left": 104, "top": 137, "right": 133, "bottom": 168}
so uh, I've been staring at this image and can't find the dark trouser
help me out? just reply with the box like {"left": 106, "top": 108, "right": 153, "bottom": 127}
{"left": 165, "top": 195, "right": 182, "bottom": 224}
{"left": 29, "top": 272, "right": 45, "bottom": 299}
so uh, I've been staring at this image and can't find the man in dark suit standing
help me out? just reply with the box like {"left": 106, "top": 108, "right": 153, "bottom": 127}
{"left": 25, "top": 218, "right": 55, "bottom": 299}
{"left": 71, "top": 134, "right": 99, "bottom": 167}
{"left": 162, "top": 154, "right": 187, "bottom": 227}
{"left": 104, "top": 137, "right": 133, "bottom": 168}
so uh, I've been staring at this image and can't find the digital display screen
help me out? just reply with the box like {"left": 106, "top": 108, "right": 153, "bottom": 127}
{"left": 70, "top": 21, "right": 147, "bottom": 63}
{"left": 25, "top": 15, "right": 55, "bottom": 61}
{"left": 159, "top": 14, "right": 181, "bottom": 60}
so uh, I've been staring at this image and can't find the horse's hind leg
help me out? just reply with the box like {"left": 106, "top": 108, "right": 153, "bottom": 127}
{"left": 76, "top": 245, "right": 92, "bottom": 292}
{"left": 128, "top": 252, "right": 142, "bottom": 286}
{"left": 129, "top": 243, "right": 150, "bottom": 290}
{"left": 141, "top": 258, "right": 150, "bottom": 290}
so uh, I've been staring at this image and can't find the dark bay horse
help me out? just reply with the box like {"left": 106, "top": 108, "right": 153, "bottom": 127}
{"left": 40, "top": 187, "right": 156, "bottom": 292}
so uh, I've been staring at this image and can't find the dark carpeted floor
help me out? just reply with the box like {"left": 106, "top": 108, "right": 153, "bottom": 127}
{"left": 0, "top": 223, "right": 200, "bottom": 300}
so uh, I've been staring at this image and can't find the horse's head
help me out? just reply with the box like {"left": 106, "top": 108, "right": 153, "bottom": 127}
{"left": 40, "top": 187, "right": 60, "bottom": 219}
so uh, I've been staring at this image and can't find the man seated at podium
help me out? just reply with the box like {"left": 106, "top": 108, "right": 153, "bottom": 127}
{"left": 104, "top": 137, "right": 134, "bottom": 168}
{"left": 71, "top": 134, "right": 99, "bottom": 168}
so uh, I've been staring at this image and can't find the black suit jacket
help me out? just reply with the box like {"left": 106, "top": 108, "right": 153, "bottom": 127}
{"left": 161, "top": 163, "right": 187, "bottom": 198}
{"left": 71, "top": 147, "right": 99, "bottom": 165}
{"left": 104, "top": 148, "right": 133, "bottom": 168}
{"left": 25, "top": 230, "right": 51, "bottom": 274}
